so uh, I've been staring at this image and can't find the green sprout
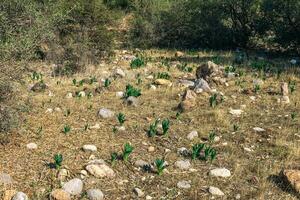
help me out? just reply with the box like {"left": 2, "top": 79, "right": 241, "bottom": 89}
{"left": 147, "top": 119, "right": 159, "bottom": 137}
{"left": 111, "top": 152, "right": 118, "bottom": 166}
{"left": 117, "top": 113, "right": 126, "bottom": 125}
{"left": 289, "top": 80, "right": 296, "bottom": 94}
{"left": 130, "top": 57, "right": 145, "bottom": 69}
{"left": 84, "top": 124, "right": 89, "bottom": 131}
{"left": 54, "top": 154, "right": 63, "bottom": 169}
{"left": 203, "top": 146, "right": 217, "bottom": 161}
{"left": 89, "top": 76, "right": 97, "bottom": 84}
{"left": 209, "top": 94, "right": 218, "bottom": 108}
{"left": 112, "top": 126, "right": 118, "bottom": 133}
{"left": 192, "top": 143, "right": 205, "bottom": 160}
{"left": 156, "top": 72, "right": 171, "bottom": 80}
{"left": 291, "top": 112, "right": 297, "bottom": 120}
{"left": 208, "top": 131, "right": 216, "bottom": 143}
{"left": 155, "top": 158, "right": 166, "bottom": 175}
{"left": 62, "top": 124, "right": 71, "bottom": 134}
{"left": 72, "top": 79, "right": 77, "bottom": 86}
{"left": 104, "top": 79, "right": 111, "bottom": 88}
{"left": 162, "top": 119, "right": 170, "bottom": 135}
{"left": 254, "top": 84, "right": 261, "bottom": 93}
{"left": 122, "top": 143, "right": 134, "bottom": 162}
{"left": 31, "top": 71, "right": 43, "bottom": 81}
{"left": 124, "top": 84, "right": 141, "bottom": 98}
{"left": 233, "top": 124, "right": 239, "bottom": 131}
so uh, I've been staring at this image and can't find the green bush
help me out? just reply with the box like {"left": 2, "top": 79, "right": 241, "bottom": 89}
{"left": 0, "top": 0, "right": 114, "bottom": 62}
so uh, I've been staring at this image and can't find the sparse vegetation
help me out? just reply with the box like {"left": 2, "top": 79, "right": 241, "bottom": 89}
{"left": 155, "top": 158, "right": 166, "bottom": 176}
{"left": 124, "top": 84, "right": 141, "bottom": 98}
{"left": 122, "top": 143, "right": 134, "bottom": 162}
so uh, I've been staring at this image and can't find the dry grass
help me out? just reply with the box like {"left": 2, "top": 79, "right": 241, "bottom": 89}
{"left": 0, "top": 49, "right": 299, "bottom": 199}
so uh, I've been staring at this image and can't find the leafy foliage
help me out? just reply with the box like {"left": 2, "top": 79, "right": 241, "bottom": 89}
{"left": 124, "top": 84, "right": 141, "bottom": 98}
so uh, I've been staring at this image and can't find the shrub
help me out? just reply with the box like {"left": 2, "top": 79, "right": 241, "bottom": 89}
{"left": 0, "top": 106, "right": 17, "bottom": 133}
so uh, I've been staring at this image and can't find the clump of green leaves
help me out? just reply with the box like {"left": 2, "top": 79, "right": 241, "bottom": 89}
{"left": 89, "top": 76, "right": 97, "bottom": 84}
{"left": 111, "top": 152, "right": 118, "bottom": 166}
{"left": 124, "top": 84, "right": 141, "bottom": 98}
{"left": 117, "top": 113, "right": 126, "bottom": 125}
{"left": 233, "top": 124, "right": 239, "bottom": 131}
{"left": 147, "top": 119, "right": 159, "bottom": 137}
{"left": 31, "top": 71, "right": 43, "bottom": 81}
{"left": 254, "top": 84, "right": 261, "bottom": 93}
{"left": 54, "top": 154, "right": 63, "bottom": 169}
{"left": 62, "top": 124, "right": 71, "bottom": 134}
{"left": 130, "top": 57, "right": 145, "bottom": 69}
{"left": 192, "top": 143, "right": 205, "bottom": 160}
{"left": 162, "top": 119, "right": 170, "bottom": 135}
{"left": 208, "top": 131, "right": 216, "bottom": 143}
{"left": 123, "top": 143, "right": 134, "bottom": 162}
{"left": 156, "top": 72, "right": 171, "bottom": 80}
{"left": 224, "top": 65, "right": 236, "bottom": 74}
{"left": 291, "top": 112, "right": 297, "bottom": 120}
{"left": 104, "top": 79, "right": 111, "bottom": 88}
{"left": 209, "top": 94, "right": 223, "bottom": 108}
{"left": 191, "top": 143, "right": 217, "bottom": 162}
{"left": 155, "top": 158, "right": 166, "bottom": 175}
{"left": 289, "top": 80, "right": 296, "bottom": 93}
{"left": 72, "top": 79, "right": 77, "bottom": 86}
{"left": 177, "top": 63, "right": 193, "bottom": 72}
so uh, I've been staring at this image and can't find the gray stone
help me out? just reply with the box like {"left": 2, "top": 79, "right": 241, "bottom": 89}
{"left": 26, "top": 143, "right": 38, "bottom": 150}
{"left": 175, "top": 160, "right": 191, "bottom": 170}
{"left": 87, "top": 189, "right": 104, "bottom": 200}
{"left": 62, "top": 178, "right": 83, "bottom": 195}
{"left": 125, "top": 96, "right": 139, "bottom": 107}
{"left": 208, "top": 186, "right": 224, "bottom": 196}
{"left": 209, "top": 168, "right": 231, "bottom": 178}
{"left": 12, "top": 192, "right": 28, "bottom": 200}
{"left": 115, "top": 68, "right": 126, "bottom": 78}
{"left": 187, "top": 130, "right": 198, "bottom": 140}
{"left": 177, "top": 180, "right": 191, "bottom": 189}
{"left": 86, "top": 164, "right": 115, "bottom": 178}
{"left": 98, "top": 108, "right": 114, "bottom": 118}
{"left": 194, "top": 78, "right": 211, "bottom": 92}
{"left": 82, "top": 145, "right": 97, "bottom": 152}
{"left": 133, "top": 188, "right": 144, "bottom": 197}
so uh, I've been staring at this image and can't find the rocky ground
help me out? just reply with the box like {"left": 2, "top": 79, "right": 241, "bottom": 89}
{"left": 0, "top": 49, "right": 300, "bottom": 200}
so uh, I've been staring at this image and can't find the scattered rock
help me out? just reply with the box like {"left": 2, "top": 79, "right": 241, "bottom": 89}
{"left": 78, "top": 91, "right": 86, "bottom": 97}
{"left": 179, "top": 80, "right": 195, "bottom": 88}
{"left": 0, "top": 173, "right": 13, "bottom": 184}
{"left": 90, "top": 123, "right": 100, "bottom": 129}
{"left": 175, "top": 51, "right": 184, "bottom": 57}
{"left": 149, "top": 84, "right": 157, "bottom": 90}
{"left": 177, "top": 180, "right": 191, "bottom": 189}
{"left": 86, "top": 163, "right": 115, "bottom": 178}
{"left": 98, "top": 108, "right": 114, "bottom": 118}
{"left": 283, "top": 169, "right": 300, "bottom": 193}
{"left": 26, "top": 142, "right": 38, "bottom": 150}
{"left": 187, "top": 130, "right": 198, "bottom": 140}
{"left": 229, "top": 109, "right": 243, "bottom": 116}
{"left": 177, "top": 147, "right": 189, "bottom": 157}
{"left": 83, "top": 145, "right": 97, "bottom": 152}
{"left": 62, "top": 178, "right": 83, "bottom": 195}
{"left": 133, "top": 188, "right": 144, "bottom": 197}
{"left": 12, "top": 192, "right": 28, "bottom": 200}
{"left": 115, "top": 68, "right": 126, "bottom": 78}
{"left": 146, "top": 195, "right": 153, "bottom": 200}
{"left": 280, "top": 95, "right": 290, "bottom": 104}
{"left": 208, "top": 186, "right": 224, "bottom": 196}
{"left": 3, "top": 190, "right": 17, "bottom": 200}
{"left": 116, "top": 91, "right": 124, "bottom": 98}
{"left": 148, "top": 146, "right": 155, "bottom": 152}
{"left": 253, "top": 79, "right": 264, "bottom": 86}
{"left": 80, "top": 170, "right": 88, "bottom": 179}
{"left": 125, "top": 96, "right": 139, "bottom": 107}
{"left": 178, "top": 89, "right": 197, "bottom": 112}
{"left": 253, "top": 127, "right": 265, "bottom": 132}
{"left": 116, "top": 126, "right": 126, "bottom": 132}
{"left": 175, "top": 160, "right": 191, "bottom": 170}
{"left": 154, "top": 79, "right": 172, "bottom": 86}
{"left": 86, "top": 189, "right": 104, "bottom": 200}
{"left": 194, "top": 78, "right": 211, "bottom": 93}
{"left": 50, "top": 189, "right": 71, "bottom": 200}
{"left": 209, "top": 168, "right": 231, "bottom": 178}
{"left": 65, "top": 92, "right": 73, "bottom": 99}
